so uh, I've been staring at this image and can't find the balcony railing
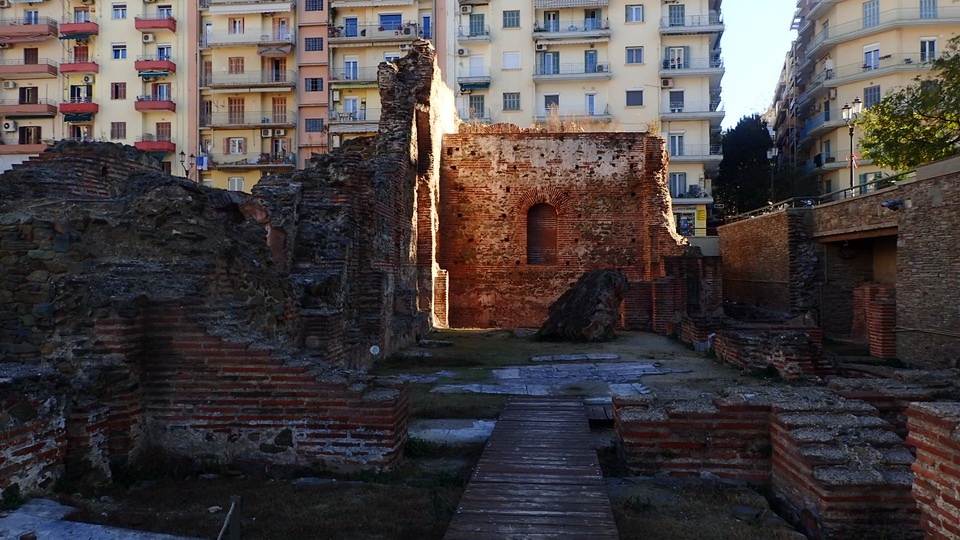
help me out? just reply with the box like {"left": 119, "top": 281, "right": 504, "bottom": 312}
{"left": 457, "top": 67, "right": 491, "bottom": 80}
{"left": 201, "top": 70, "right": 297, "bottom": 87}
{"left": 458, "top": 108, "right": 492, "bottom": 122}
{"left": 534, "top": 62, "right": 611, "bottom": 76}
{"left": 534, "top": 106, "right": 612, "bottom": 122}
{"left": 209, "top": 152, "right": 296, "bottom": 168}
{"left": 202, "top": 29, "right": 295, "bottom": 47}
{"left": 135, "top": 15, "right": 177, "bottom": 32}
{"left": 659, "top": 13, "right": 723, "bottom": 29}
{"left": 826, "top": 53, "right": 927, "bottom": 83}
{"left": 659, "top": 100, "right": 723, "bottom": 115}
{"left": 327, "top": 108, "right": 381, "bottom": 122}
{"left": 0, "top": 58, "right": 58, "bottom": 78}
{"left": 668, "top": 144, "right": 723, "bottom": 159}
{"left": 808, "top": 6, "right": 960, "bottom": 55}
{"left": 0, "top": 98, "right": 58, "bottom": 116}
{"left": 457, "top": 25, "right": 491, "bottom": 39}
{"left": 135, "top": 95, "right": 176, "bottom": 112}
{"left": 327, "top": 22, "right": 419, "bottom": 41}
{"left": 532, "top": 19, "right": 610, "bottom": 32}
{"left": 199, "top": 111, "right": 296, "bottom": 127}
{"left": 328, "top": 66, "right": 379, "bottom": 81}
{"left": 660, "top": 56, "right": 724, "bottom": 70}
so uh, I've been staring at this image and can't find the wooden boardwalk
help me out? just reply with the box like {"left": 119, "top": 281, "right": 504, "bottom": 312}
{"left": 444, "top": 396, "right": 620, "bottom": 539}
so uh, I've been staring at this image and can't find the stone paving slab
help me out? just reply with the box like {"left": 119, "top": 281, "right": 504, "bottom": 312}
{"left": 0, "top": 499, "right": 204, "bottom": 540}
{"left": 409, "top": 419, "right": 497, "bottom": 444}
{"left": 531, "top": 353, "right": 620, "bottom": 362}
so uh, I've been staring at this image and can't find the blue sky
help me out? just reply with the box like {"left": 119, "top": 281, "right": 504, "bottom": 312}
{"left": 719, "top": 0, "right": 798, "bottom": 130}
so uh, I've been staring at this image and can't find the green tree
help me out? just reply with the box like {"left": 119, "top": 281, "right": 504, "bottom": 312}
{"left": 714, "top": 114, "right": 773, "bottom": 215}
{"left": 858, "top": 36, "right": 960, "bottom": 171}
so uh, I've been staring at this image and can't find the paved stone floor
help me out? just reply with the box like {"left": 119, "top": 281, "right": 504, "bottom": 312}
{"left": 0, "top": 499, "right": 202, "bottom": 540}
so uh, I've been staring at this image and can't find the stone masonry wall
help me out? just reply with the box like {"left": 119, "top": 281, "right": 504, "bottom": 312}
{"left": 718, "top": 211, "right": 792, "bottom": 312}
{"left": 438, "top": 129, "right": 690, "bottom": 328}
{"left": 907, "top": 402, "right": 960, "bottom": 539}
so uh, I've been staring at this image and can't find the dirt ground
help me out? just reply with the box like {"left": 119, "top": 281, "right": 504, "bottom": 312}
{"left": 60, "top": 329, "right": 804, "bottom": 539}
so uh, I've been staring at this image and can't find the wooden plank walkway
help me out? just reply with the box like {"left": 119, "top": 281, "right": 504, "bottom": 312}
{"left": 444, "top": 396, "right": 620, "bottom": 539}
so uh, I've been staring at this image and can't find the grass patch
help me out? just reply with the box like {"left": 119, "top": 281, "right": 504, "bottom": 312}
{"left": 408, "top": 384, "right": 507, "bottom": 419}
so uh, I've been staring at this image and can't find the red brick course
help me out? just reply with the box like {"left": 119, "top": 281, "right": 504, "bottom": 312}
{"left": 907, "top": 402, "right": 960, "bottom": 539}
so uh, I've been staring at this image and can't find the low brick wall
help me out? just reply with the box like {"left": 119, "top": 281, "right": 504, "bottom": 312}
{"left": 907, "top": 402, "right": 960, "bottom": 539}
{"left": 712, "top": 327, "right": 830, "bottom": 380}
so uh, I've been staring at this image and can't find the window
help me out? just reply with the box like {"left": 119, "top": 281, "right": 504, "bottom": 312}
{"left": 921, "top": 39, "right": 936, "bottom": 61}
{"left": 527, "top": 203, "right": 558, "bottom": 265}
{"left": 156, "top": 122, "right": 171, "bottom": 141}
{"left": 863, "top": 46, "right": 879, "bottom": 70}
{"left": 862, "top": 0, "right": 879, "bottom": 28}
{"left": 503, "top": 10, "right": 520, "bottom": 28}
{"left": 626, "top": 47, "right": 644, "bottom": 64}
{"left": 111, "top": 82, "right": 126, "bottom": 100}
{"left": 112, "top": 44, "right": 127, "bottom": 60}
{"left": 544, "top": 94, "right": 559, "bottom": 113}
{"left": 920, "top": 0, "right": 937, "bottom": 19}
{"left": 305, "top": 118, "right": 325, "bottom": 132}
{"left": 228, "top": 138, "right": 245, "bottom": 154}
{"left": 668, "top": 4, "right": 685, "bottom": 26}
{"left": 19, "top": 86, "right": 38, "bottom": 105}
{"left": 343, "top": 58, "right": 359, "bottom": 79}
{"left": 305, "top": 77, "right": 324, "bottom": 91}
{"left": 503, "top": 92, "right": 520, "bottom": 111}
{"left": 228, "top": 177, "right": 245, "bottom": 192}
{"left": 73, "top": 46, "right": 89, "bottom": 63}
{"left": 385, "top": 52, "right": 401, "bottom": 63}
{"left": 626, "top": 4, "right": 644, "bottom": 22}
{"left": 468, "top": 95, "right": 485, "bottom": 119}
{"left": 543, "top": 11, "right": 559, "bottom": 32}
{"left": 585, "top": 93, "right": 596, "bottom": 115}
{"left": 228, "top": 97, "right": 244, "bottom": 124}
{"left": 304, "top": 0, "right": 323, "bottom": 11}
{"left": 421, "top": 14, "right": 432, "bottom": 38}
{"left": 74, "top": 8, "right": 90, "bottom": 23}
{"left": 112, "top": 3, "right": 126, "bottom": 19}
{"left": 469, "top": 14, "right": 486, "bottom": 36}
{"left": 863, "top": 85, "right": 881, "bottom": 107}
{"left": 669, "top": 172, "right": 687, "bottom": 197}
{"left": 379, "top": 13, "right": 402, "bottom": 31}
{"left": 157, "top": 5, "right": 172, "bottom": 18}
{"left": 584, "top": 9, "right": 601, "bottom": 30}
{"left": 157, "top": 45, "right": 172, "bottom": 61}
{"left": 669, "top": 133, "right": 684, "bottom": 156}
{"left": 153, "top": 83, "right": 171, "bottom": 101}
{"left": 584, "top": 50, "right": 598, "bottom": 72}
{"left": 110, "top": 122, "right": 126, "bottom": 140}
{"left": 228, "top": 57, "right": 244, "bottom": 74}
{"left": 24, "top": 10, "right": 38, "bottom": 24}
{"left": 229, "top": 17, "right": 244, "bottom": 34}
{"left": 305, "top": 37, "right": 324, "bottom": 51}
{"left": 625, "top": 90, "right": 643, "bottom": 106}
{"left": 669, "top": 90, "right": 685, "bottom": 112}
{"left": 23, "top": 48, "right": 38, "bottom": 65}
{"left": 343, "top": 17, "right": 358, "bottom": 37}
{"left": 503, "top": 51, "right": 521, "bottom": 70}
{"left": 539, "top": 51, "right": 559, "bottom": 75}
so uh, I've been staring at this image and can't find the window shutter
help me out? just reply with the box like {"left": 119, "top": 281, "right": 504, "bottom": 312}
{"left": 242, "top": 137, "right": 247, "bottom": 154}
{"left": 684, "top": 46, "right": 690, "bottom": 68}
{"left": 223, "top": 138, "right": 229, "bottom": 154}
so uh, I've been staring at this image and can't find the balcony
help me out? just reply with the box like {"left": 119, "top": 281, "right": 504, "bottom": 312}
{"left": 202, "top": 29, "right": 295, "bottom": 48}
{"left": 135, "top": 95, "right": 176, "bottom": 112}
{"left": 531, "top": 19, "right": 611, "bottom": 42}
{"left": 327, "top": 108, "right": 380, "bottom": 133}
{"left": 331, "top": 0, "right": 414, "bottom": 7}
{"left": 659, "top": 100, "right": 724, "bottom": 122}
{"left": 659, "top": 56, "right": 724, "bottom": 80}
{"left": 457, "top": 25, "right": 491, "bottom": 42}
{"left": 209, "top": 152, "right": 296, "bottom": 171}
{"left": 532, "top": 0, "right": 609, "bottom": 6}
{"left": 806, "top": 5, "right": 960, "bottom": 59}
{"left": 59, "top": 16, "right": 99, "bottom": 38}
{"left": 59, "top": 57, "right": 98, "bottom": 74}
{"left": 667, "top": 144, "right": 723, "bottom": 163}
{"left": 199, "top": 111, "right": 296, "bottom": 128}
{"left": 329, "top": 66, "right": 379, "bottom": 86}
{"left": 59, "top": 97, "right": 98, "bottom": 115}
{"left": 533, "top": 107, "right": 612, "bottom": 124}
{"left": 202, "top": 70, "right": 296, "bottom": 89}
{"left": 0, "top": 17, "right": 58, "bottom": 43}
{"left": 533, "top": 62, "right": 611, "bottom": 82}
{"left": 134, "top": 134, "right": 176, "bottom": 153}
{"left": 135, "top": 55, "right": 177, "bottom": 75}
{"left": 0, "top": 98, "right": 57, "bottom": 117}
{"left": 670, "top": 185, "right": 714, "bottom": 205}
{"left": 327, "top": 22, "right": 419, "bottom": 46}
{"left": 457, "top": 67, "right": 491, "bottom": 88}
{"left": 825, "top": 53, "right": 927, "bottom": 88}
{"left": 458, "top": 107, "right": 492, "bottom": 123}
{"left": 207, "top": 0, "right": 295, "bottom": 16}
{"left": 798, "top": 110, "right": 846, "bottom": 142}
{"left": 0, "top": 59, "right": 58, "bottom": 79}
{"left": 135, "top": 15, "right": 177, "bottom": 33}
{"left": 805, "top": 0, "right": 840, "bottom": 22}
{"left": 659, "top": 13, "right": 724, "bottom": 35}
{"left": 0, "top": 137, "right": 49, "bottom": 155}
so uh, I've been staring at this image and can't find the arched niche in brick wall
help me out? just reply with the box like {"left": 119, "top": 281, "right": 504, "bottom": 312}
{"left": 527, "top": 203, "right": 558, "bottom": 265}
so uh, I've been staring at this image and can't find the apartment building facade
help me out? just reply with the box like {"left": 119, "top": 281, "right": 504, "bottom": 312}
{"left": 0, "top": 0, "right": 198, "bottom": 174}
{"left": 773, "top": 0, "right": 959, "bottom": 194}
{"left": 451, "top": 0, "right": 724, "bottom": 235}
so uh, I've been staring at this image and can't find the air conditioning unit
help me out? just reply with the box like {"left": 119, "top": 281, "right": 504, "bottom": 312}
{"left": 82, "top": 75, "right": 95, "bottom": 84}
{"left": 460, "top": 88, "right": 472, "bottom": 95}
{"left": 460, "top": 5, "right": 472, "bottom": 14}
{"left": 828, "top": 88, "right": 837, "bottom": 100}
{"left": 144, "top": 0, "right": 157, "bottom": 3}
{"left": 814, "top": 102, "right": 822, "bottom": 112}
{"left": 2, "top": 120, "right": 17, "bottom": 132}
{"left": 0, "top": 0, "right": 10, "bottom": 8}
{"left": 80, "top": 0, "right": 94, "bottom": 4}
{"left": 331, "top": 135, "right": 341, "bottom": 148}
{"left": 2, "top": 81, "right": 16, "bottom": 89}
{"left": 332, "top": 90, "right": 340, "bottom": 101}
{"left": 142, "top": 33, "right": 156, "bottom": 43}
{"left": 535, "top": 43, "right": 548, "bottom": 52}
{"left": 261, "top": 128, "right": 273, "bottom": 137}
{"left": 0, "top": 44, "right": 11, "bottom": 49}
{"left": 457, "top": 48, "right": 469, "bottom": 56}
{"left": 274, "top": 128, "right": 285, "bottom": 136}
{"left": 595, "top": 64, "right": 606, "bottom": 72}
{"left": 75, "top": 38, "right": 89, "bottom": 46}
{"left": 399, "top": 43, "right": 411, "bottom": 51}
{"left": 142, "top": 76, "right": 157, "bottom": 82}
{"left": 661, "top": 78, "right": 674, "bottom": 88}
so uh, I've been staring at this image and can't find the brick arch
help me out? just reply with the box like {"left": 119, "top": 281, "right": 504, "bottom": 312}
{"left": 515, "top": 187, "right": 573, "bottom": 215}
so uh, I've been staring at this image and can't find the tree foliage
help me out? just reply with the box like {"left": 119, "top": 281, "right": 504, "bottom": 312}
{"left": 714, "top": 114, "right": 773, "bottom": 216}
{"left": 858, "top": 36, "right": 960, "bottom": 171}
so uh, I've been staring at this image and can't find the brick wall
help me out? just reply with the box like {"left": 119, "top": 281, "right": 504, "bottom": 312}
{"left": 0, "top": 370, "right": 68, "bottom": 494}
{"left": 907, "top": 402, "right": 960, "bottom": 539}
{"left": 712, "top": 327, "right": 829, "bottom": 380}
{"left": 718, "top": 211, "right": 792, "bottom": 312}
{"left": 438, "top": 130, "right": 689, "bottom": 328}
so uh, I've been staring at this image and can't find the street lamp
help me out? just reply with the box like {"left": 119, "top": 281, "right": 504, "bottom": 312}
{"left": 178, "top": 150, "right": 196, "bottom": 179}
{"left": 841, "top": 97, "right": 863, "bottom": 191}
{"left": 767, "top": 146, "right": 779, "bottom": 202}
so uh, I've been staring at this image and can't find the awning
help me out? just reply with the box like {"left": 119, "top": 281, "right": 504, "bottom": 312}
{"left": 64, "top": 113, "right": 94, "bottom": 122}
{"left": 59, "top": 34, "right": 92, "bottom": 40}
{"left": 459, "top": 82, "right": 490, "bottom": 91}
{"left": 209, "top": 2, "right": 291, "bottom": 14}
{"left": 257, "top": 44, "right": 293, "bottom": 56}
{"left": 147, "top": 152, "right": 168, "bottom": 162}
{"left": 138, "top": 71, "right": 170, "bottom": 77}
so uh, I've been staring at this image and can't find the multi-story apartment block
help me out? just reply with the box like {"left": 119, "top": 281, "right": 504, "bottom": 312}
{"left": 451, "top": 0, "right": 724, "bottom": 235}
{"left": 774, "top": 0, "right": 959, "bottom": 194}
{"left": 0, "top": 0, "right": 197, "bottom": 174}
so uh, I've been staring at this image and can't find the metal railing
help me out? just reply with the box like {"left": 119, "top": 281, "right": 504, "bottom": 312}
{"left": 660, "top": 100, "right": 723, "bottom": 114}
{"left": 136, "top": 95, "right": 175, "bottom": 102}
{"left": 328, "top": 22, "right": 419, "bottom": 39}
{"left": 328, "top": 66, "right": 379, "bottom": 81}
{"left": 458, "top": 108, "right": 491, "bottom": 122}
{"left": 659, "top": 13, "right": 723, "bottom": 28}
{"left": 0, "top": 98, "right": 57, "bottom": 106}
{"left": 64, "top": 96, "right": 94, "bottom": 104}
{"left": 209, "top": 152, "right": 296, "bottom": 166}
{"left": 0, "top": 16, "right": 58, "bottom": 26}
{"left": 458, "top": 25, "right": 491, "bottom": 37}
{"left": 457, "top": 67, "right": 491, "bottom": 79}
{"left": 199, "top": 111, "right": 296, "bottom": 126}
{"left": 202, "top": 70, "right": 297, "bottom": 86}
{"left": 532, "top": 19, "right": 610, "bottom": 32}
{"left": 660, "top": 56, "right": 724, "bottom": 70}
{"left": 534, "top": 106, "right": 611, "bottom": 119}
{"left": 137, "top": 133, "right": 173, "bottom": 142}
{"left": 826, "top": 53, "right": 927, "bottom": 82}
{"left": 202, "top": 29, "right": 295, "bottom": 46}
{"left": 63, "top": 14, "right": 99, "bottom": 23}
{"left": 135, "top": 14, "right": 177, "bottom": 21}
{"left": 136, "top": 54, "right": 176, "bottom": 62}
{"left": 809, "top": 6, "right": 960, "bottom": 52}
{"left": 668, "top": 144, "right": 722, "bottom": 158}
{"left": 0, "top": 58, "right": 57, "bottom": 67}
{"left": 327, "top": 108, "right": 380, "bottom": 122}
{"left": 534, "top": 62, "right": 611, "bottom": 76}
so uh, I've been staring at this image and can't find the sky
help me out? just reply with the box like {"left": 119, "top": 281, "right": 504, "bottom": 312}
{"left": 719, "top": 0, "right": 799, "bottom": 130}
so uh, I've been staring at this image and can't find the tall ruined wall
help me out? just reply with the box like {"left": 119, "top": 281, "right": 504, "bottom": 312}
{"left": 438, "top": 129, "right": 689, "bottom": 328}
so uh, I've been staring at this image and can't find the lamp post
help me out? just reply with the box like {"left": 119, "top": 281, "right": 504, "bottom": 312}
{"left": 841, "top": 97, "right": 863, "bottom": 192}
{"left": 767, "top": 146, "right": 779, "bottom": 202}
{"left": 178, "top": 150, "right": 196, "bottom": 180}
